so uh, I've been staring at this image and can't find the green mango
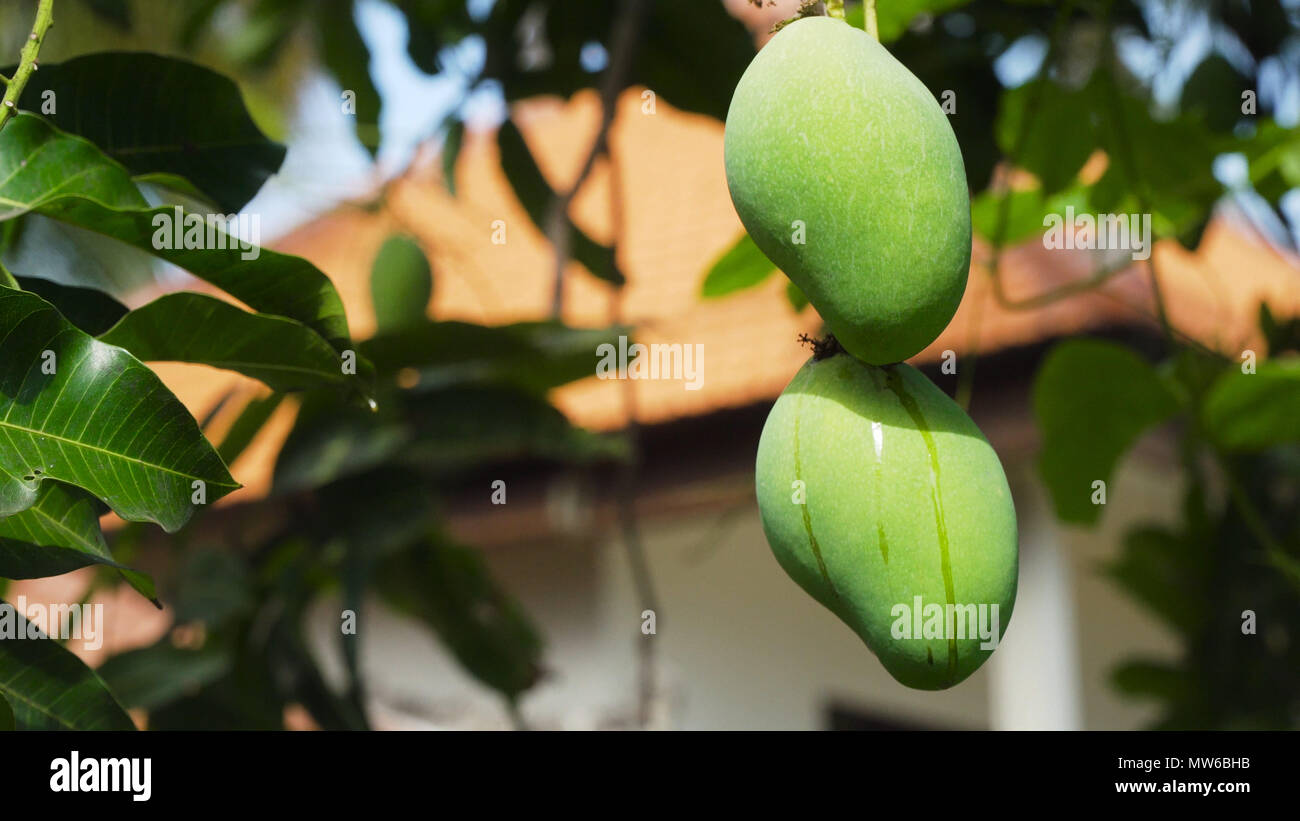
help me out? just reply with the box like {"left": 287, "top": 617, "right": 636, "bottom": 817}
{"left": 755, "top": 352, "right": 1017, "bottom": 689}
{"left": 725, "top": 17, "right": 971, "bottom": 365}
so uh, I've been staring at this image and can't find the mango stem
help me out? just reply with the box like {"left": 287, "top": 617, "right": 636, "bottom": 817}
{"left": 864, "top": 0, "right": 879, "bottom": 40}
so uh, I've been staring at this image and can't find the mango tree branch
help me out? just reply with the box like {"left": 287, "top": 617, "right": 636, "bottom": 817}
{"left": 0, "top": 0, "right": 54, "bottom": 134}
{"left": 548, "top": 0, "right": 651, "bottom": 318}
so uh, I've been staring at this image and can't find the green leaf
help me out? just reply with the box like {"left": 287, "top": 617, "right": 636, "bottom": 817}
{"left": 0, "top": 605, "right": 136, "bottom": 730}
{"left": 98, "top": 292, "right": 358, "bottom": 394}
{"left": 376, "top": 537, "right": 543, "bottom": 699}
{"left": 360, "top": 320, "right": 626, "bottom": 395}
{"left": 0, "top": 693, "right": 12, "bottom": 730}
{"left": 0, "top": 113, "right": 357, "bottom": 357}
{"left": 16, "top": 53, "right": 286, "bottom": 213}
{"left": 970, "top": 182, "right": 1092, "bottom": 246}
{"left": 1202, "top": 358, "right": 1300, "bottom": 451}
{"left": 317, "top": 1, "right": 381, "bottom": 154}
{"left": 82, "top": 0, "right": 132, "bottom": 29}
{"left": 700, "top": 233, "right": 776, "bottom": 298}
{"left": 1111, "top": 658, "right": 1191, "bottom": 701}
{"left": 0, "top": 286, "right": 239, "bottom": 531}
{"left": 13, "top": 275, "right": 127, "bottom": 336}
{"left": 370, "top": 236, "right": 433, "bottom": 332}
{"left": 96, "top": 642, "right": 232, "bottom": 711}
{"left": 786, "top": 280, "right": 809, "bottom": 312}
{"left": 496, "top": 118, "right": 622, "bottom": 285}
{"left": 218, "top": 392, "right": 284, "bottom": 466}
{"left": 0, "top": 481, "right": 156, "bottom": 602}
{"left": 273, "top": 385, "right": 628, "bottom": 493}
{"left": 442, "top": 118, "right": 465, "bottom": 196}
{"left": 1106, "top": 526, "right": 1207, "bottom": 635}
{"left": 846, "top": 0, "right": 973, "bottom": 43}
{"left": 996, "top": 78, "right": 1096, "bottom": 195}
{"left": 1034, "top": 339, "right": 1179, "bottom": 524}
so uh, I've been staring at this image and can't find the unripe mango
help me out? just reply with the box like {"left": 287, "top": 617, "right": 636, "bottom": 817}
{"left": 755, "top": 353, "right": 1017, "bottom": 689}
{"left": 725, "top": 17, "right": 971, "bottom": 365}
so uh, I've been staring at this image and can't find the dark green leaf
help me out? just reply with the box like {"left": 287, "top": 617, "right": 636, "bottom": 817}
{"left": 996, "top": 78, "right": 1096, "bottom": 195}
{"left": 0, "top": 606, "right": 135, "bottom": 730}
{"left": 218, "top": 392, "right": 284, "bottom": 466}
{"left": 1111, "top": 658, "right": 1192, "bottom": 701}
{"left": 360, "top": 320, "right": 625, "bottom": 394}
{"left": 786, "top": 280, "right": 808, "bottom": 312}
{"left": 1106, "top": 526, "right": 1207, "bottom": 635}
{"left": 0, "top": 114, "right": 357, "bottom": 357}
{"left": 0, "top": 286, "right": 239, "bottom": 531}
{"left": 317, "top": 1, "right": 381, "bottom": 154}
{"left": 1203, "top": 358, "right": 1300, "bottom": 451}
{"left": 13, "top": 275, "right": 127, "bottom": 336}
{"left": 1034, "top": 339, "right": 1179, "bottom": 524}
{"left": 370, "top": 236, "right": 433, "bottom": 332}
{"left": 0, "top": 693, "right": 12, "bottom": 730}
{"left": 442, "top": 118, "right": 465, "bottom": 196}
{"left": 0, "top": 481, "right": 156, "bottom": 602}
{"left": 376, "top": 536, "right": 543, "bottom": 699}
{"left": 82, "top": 0, "right": 132, "bottom": 29}
{"left": 700, "top": 233, "right": 775, "bottom": 298}
{"left": 97, "top": 642, "right": 232, "bottom": 711}
{"left": 98, "top": 292, "right": 359, "bottom": 394}
{"left": 16, "top": 53, "right": 286, "bottom": 213}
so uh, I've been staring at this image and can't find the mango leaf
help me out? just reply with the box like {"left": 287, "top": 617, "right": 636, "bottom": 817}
{"left": 786, "top": 281, "right": 809, "bottom": 312}
{"left": 970, "top": 182, "right": 1093, "bottom": 246}
{"left": 496, "top": 118, "right": 622, "bottom": 285}
{"left": 273, "top": 385, "right": 628, "bottom": 493}
{"left": 13, "top": 53, "right": 286, "bottom": 213}
{"left": 1202, "top": 358, "right": 1300, "bottom": 451}
{"left": 370, "top": 235, "right": 433, "bottom": 332}
{"left": 360, "top": 320, "right": 626, "bottom": 394}
{"left": 1111, "top": 658, "right": 1192, "bottom": 701}
{"left": 98, "top": 293, "right": 357, "bottom": 394}
{"left": 97, "top": 642, "right": 233, "bottom": 711}
{"left": 1106, "top": 525, "right": 1207, "bottom": 635}
{"left": 0, "top": 606, "right": 136, "bottom": 730}
{"left": 700, "top": 233, "right": 775, "bottom": 298}
{"left": 317, "top": 1, "right": 381, "bottom": 154}
{"left": 442, "top": 118, "right": 465, "bottom": 195}
{"left": 0, "top": 286, "right": 239, "bottom": 531}
{"left": 218, "top": 392, "right": 284, "bottom": 466}
{"left": 0, "top": 481, "right": 156, "bottom": 602}
{"left": 375, "top": 537, "right": 543, "bottom": 699}
{"left": 0, "top": 693, "right": 12, "bottom": 730}
{"left": 996, "top": 78, "right": 1097, "bottom": 196}
{"left": 82, "top": 0, "right": 132, "bottom": 29}
{"left": 1034, "top": 339, "right": 1179, "bottom": 524}
{"left": 13, "top": 275, "right": 127, "bottom": 336}
{"left": 0, "top": 113, "right": 356, "bottom": 357}
{"left": 846, "top": 0, "right": 973, "bottom": 43}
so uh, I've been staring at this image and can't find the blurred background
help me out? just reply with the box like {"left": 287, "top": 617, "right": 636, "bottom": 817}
{"left": 2, "top": 0, "right": 1298, "bottom": 730}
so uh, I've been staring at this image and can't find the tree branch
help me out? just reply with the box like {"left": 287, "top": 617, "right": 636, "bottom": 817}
{"left": 0, "top": 0, "right": 54, "bottom": 134}
{"left": 549, "top": 0, "right": 651, "bottom": 318}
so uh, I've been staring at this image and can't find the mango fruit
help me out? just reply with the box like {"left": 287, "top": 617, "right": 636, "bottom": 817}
{"left": 725, "top": 17, "right": 971, "bottom": 365}
{"left": 755, "top": 352, "right": 1017, "bottom": 689}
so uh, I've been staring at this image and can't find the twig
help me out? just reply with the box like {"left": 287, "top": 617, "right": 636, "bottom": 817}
{"left": 0, "top": 0, "right": 54, "bottom": 134}
{"left": 548, "top": 0, "right": 651, "bottom": 318}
